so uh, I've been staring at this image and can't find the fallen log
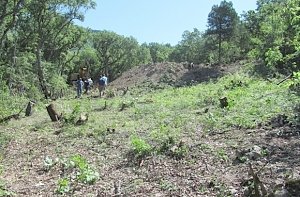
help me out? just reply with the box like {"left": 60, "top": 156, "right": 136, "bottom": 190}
{"left": 277, "top": 73, "right": 292, "bottom": 85}
{"left": 0, "top": 107, "right": 24, "bottom": 124}
{"left": 0, "top": 113, "right": 20, "bottom": 124}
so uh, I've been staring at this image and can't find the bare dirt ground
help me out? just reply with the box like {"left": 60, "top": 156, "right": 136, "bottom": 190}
{"left": 109, "top": 62, "right": 242, "bottom": 90}
{"left": 1, "top": 119, "right": 299, "bottom": 196}
{"left": 1, "top": 62, "right": 300, "bottom": 196}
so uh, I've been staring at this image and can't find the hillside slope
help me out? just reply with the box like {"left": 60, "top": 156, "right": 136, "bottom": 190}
{"left": 109, "top": 62, "right": 242, "bottom": 90}
{"left": 0, "top": 62, "right": 299, "bottom": 196}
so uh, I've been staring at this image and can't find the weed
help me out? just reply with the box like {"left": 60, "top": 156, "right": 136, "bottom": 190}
{"left": 288, "top": 71, "right": 300, "bottom": 95}
{"left": 215, "top": 148, "right": 229, "bottom": 162}
{"left": 199, "top": 143, "right": 212, "bottom": 151}
{"left": 159, "top": 136, "right": 175, "bottom": 153}
{"left": 50, "top": 155, "right": 99, "bottom": 194}
{"left": 202, "top": 112, "right": 218, "bottom": 132}
{"left": 105, "top": 88, "right": 116, "bottom": 98}
{"left": 198, "top": 184, "right": 208, "bottom": 193}
{"left": 237, "top": 155, "right": 248, "bottom": 163}
{"left": 159, "top": 179, "right": 177, "bottom": 191}
{"left": 43, "top": 156, "right": 55, "bottom": 171}
{"left": 70, "top": 155, "right": 99, "bottom": 184}
{"left": 171, "top": 144, "right": 189, "bottom": 159}
{"left": 119, "top": 100, "right": 134, "bottom": 111}
{"left": 0, "top": 177, "right": 14, "bottom": 196}
{"left": 130, "top": 135, "right": 152, "bottom": 159}
{"left": 0, "top": 133, "right": 11, "bottom": 151}
{"left": 150, "top": 124, "right": 178, "bottom": 145}
{"left": 63, "top": 103, "right": 81, "bottom": 124}
{"left": 208, "top": 178, "right": 232, "bottom": 197}
{"left": 56, "top": 178, "right": 70, "bottom": 195}
{"left": 260, "top": 148, "right": 269, "bottom": 157}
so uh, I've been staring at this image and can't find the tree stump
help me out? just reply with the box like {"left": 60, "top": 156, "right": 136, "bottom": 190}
{"left": 25, "top": 101, "right": 35, "bottom": 116}
{"left": 46, "top": 103, "right": 62, "bottom": 121}
{"left": 219, "top": 97, "right": 228, "bottom": 108}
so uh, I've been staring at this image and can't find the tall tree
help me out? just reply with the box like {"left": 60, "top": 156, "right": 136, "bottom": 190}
{"left": 0, "top": 0, "right": 24, "bottom": 51}
{"left": 170, "top": 28, "right": 207, "bottom": 64}
{"left": 22, "top": 0, "right": 95, "bottom": 98}
{"left": 147, "top": 42, "right": 173, "bottom": 63}
{"left": 206, "top": 0, "right": 239, "bottom": 64}
{"left": 246, "top": 0, "right": 300, "bottom": 72}
{"left": 92, "top": 31, "right": 146, "bottom": 80}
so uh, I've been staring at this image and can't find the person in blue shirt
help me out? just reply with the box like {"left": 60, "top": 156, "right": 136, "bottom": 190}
{"left": 98, "top": 74, "right": 108, "bottom": 97}
{"left": 76, "top": 77, "right": 84, "bottom": 98}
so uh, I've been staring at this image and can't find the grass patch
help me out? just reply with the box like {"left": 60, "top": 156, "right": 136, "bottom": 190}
{"left": 50, "top": 71, "right": 299, "bottom": 144}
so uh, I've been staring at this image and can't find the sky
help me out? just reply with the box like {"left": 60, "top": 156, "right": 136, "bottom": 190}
{"left": 76, "top": 0, "right": 258, "bottom": 46}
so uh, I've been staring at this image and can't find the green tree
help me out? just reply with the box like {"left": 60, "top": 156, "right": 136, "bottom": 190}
{"left": 147, "top": 42, "right": 173, "bottom": 63}
{"left": 92, "top": 30, "right": 147, "bottom": 80}
{"left": 137, "top": 43, "right": 152, "bottom": 65}
{"left": 20, "top": 0, "right": 95, "bottom": 98}
{"left": 247, "top": 0, "right": 300, "bottom": 73}
{"left": 0, "top": 0, "right": 24, "bottom": 51}
{"left": 206, "top": 0, "right": 239, "bottom": 64}
{"left": 171, "top": 28, "right": 202, "bottom": 63}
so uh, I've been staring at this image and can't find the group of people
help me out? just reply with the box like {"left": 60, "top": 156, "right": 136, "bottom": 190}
{"left": 76, "top": 74, "right": 108, "bottom": 98}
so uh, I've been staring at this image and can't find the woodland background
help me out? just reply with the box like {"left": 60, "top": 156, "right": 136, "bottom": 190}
{"left": 1, "top": 0, "right": 300, "bottom": 103}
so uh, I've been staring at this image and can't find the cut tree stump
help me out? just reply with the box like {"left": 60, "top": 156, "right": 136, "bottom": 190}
{"left": 25, "top": 101, "right": 35, "bottom": 116}
{"left": 46, "top": 103, "right": 62, "bottom": 121}
{"left": 219, "top": 97, "right": 228, "bottom": 108}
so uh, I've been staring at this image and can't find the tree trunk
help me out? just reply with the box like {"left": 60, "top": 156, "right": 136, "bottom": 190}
{"left": 36, "top": 40, "right": 49, "bottom": 99}
{"left": 46, "top": 103, "right": 61, "bottom": 121}
{"left": 218, "top": 33, "right": 222, "bottom": 66}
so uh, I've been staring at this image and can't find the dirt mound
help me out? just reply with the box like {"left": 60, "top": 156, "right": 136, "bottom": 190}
{"left": 109, "top": 62, "right": 242, "bottom": 90}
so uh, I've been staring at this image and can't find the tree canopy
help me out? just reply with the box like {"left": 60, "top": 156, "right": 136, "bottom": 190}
{"left": 0, "top": 0, "right": 299, "bottom": 100}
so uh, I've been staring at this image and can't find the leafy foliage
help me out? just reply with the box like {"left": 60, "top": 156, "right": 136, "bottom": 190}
{"left": 63, "top": 103, "right": 81, "bottom": 124}
{"left": 245, "top": 0, "right": 300, "bottom": 73}
{"left": 70, "top": 155, "right": 99, "bottom": 184}
{"left": 44, "top": 154, "right": 99, "bottom": 194}
{"left": 56, "top": 178, "right": 70, "bottom": 195}
{"left": 130, "top": 135, "right": 152, "bottom": 158}
{"left": 206, "top": 0, "right": 239, "bottom": 64}
{"left": 91, "top": 30, "right": 151, "bottom": 80}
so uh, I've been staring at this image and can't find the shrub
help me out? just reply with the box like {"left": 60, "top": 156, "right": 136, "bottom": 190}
{"left": 56, "top": 178, "right": 70, "bottom": 194}
{"left": 63, "top": 104, "right": 81, "bottom": 124}
{"left": 130, "top": 135, "right": 152, "bottom": 158}
{"left": 70, "top": 155, "right": 99, "bottom": 184}
{"left": 48, "top": 74, "right": 69, "bottom": 99}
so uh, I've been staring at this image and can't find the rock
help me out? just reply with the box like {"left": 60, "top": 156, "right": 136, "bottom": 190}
{"left": 285, "top": 179, "right": 300, "bottom": 196}
{"left": 76, "top": 113, "right": 88, "bottom": 125}
{"left": 273, "top": 188, "right": 290, "bottom": 197}
{"left": 245, "top": 145, "right": 262, "bottom": 160}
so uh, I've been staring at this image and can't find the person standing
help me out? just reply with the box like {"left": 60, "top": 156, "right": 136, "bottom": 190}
{"left": 84, "top": 78, "right": 93, "bottom": 94}
{"left": 98, "top": 74, "right": 108, "bottom": 97}
{"left": 76, "top": 77, "right": 84, "bottom": 98}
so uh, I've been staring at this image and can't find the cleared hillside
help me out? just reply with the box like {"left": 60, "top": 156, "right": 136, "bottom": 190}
{"left": 0, "top": 62, "right": 299, "bottom": 196}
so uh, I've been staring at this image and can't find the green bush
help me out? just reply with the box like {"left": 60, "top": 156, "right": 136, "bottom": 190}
{"left": 0, "top": 84, "right": 27, "bottom": 120}
{"left": 130, "top": 135, "right": 152, "bottom": 158}
{"left": 48, "top": 74, "right": 69, "bottom": 98}
{"left": 63, "top": 104, "right": 81, "bottom": 124}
